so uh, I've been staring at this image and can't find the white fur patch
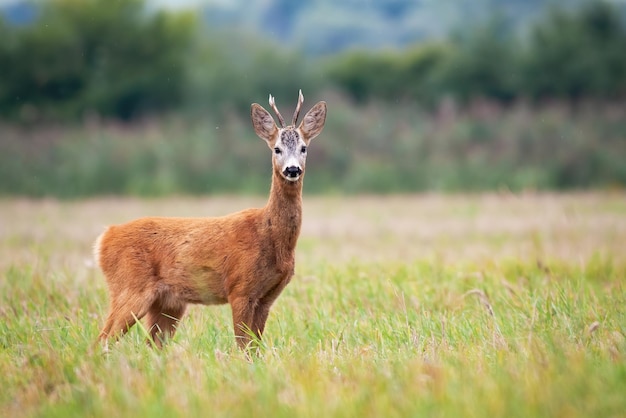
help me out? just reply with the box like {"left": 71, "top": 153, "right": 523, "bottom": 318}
{"left": 93, "top": 230, "right": 105, "bottom": 268}
{"left": 282, "top": 157, "right": 301, "bottom": 172}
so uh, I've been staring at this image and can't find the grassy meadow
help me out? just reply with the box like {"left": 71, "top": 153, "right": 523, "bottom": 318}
{"left": 0, "top": 193, "right": 625, "bottom": 417}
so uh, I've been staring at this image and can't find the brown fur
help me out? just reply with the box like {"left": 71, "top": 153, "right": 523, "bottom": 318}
{"left": 95, "top": 94, "right": 326, "bottom": 350}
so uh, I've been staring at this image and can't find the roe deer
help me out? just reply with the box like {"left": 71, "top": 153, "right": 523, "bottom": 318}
{"left": 94, "top": 90, "right": 327, "bottom": 350}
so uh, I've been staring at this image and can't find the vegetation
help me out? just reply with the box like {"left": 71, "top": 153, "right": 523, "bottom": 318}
{"left": 1, "top": 0, "right": 625, "bottom": 122}
{"left": 0, "top": 0, "right": 195, "bottom": 121}
{"left": 1, "top": 99, "right": 625, "bottom": 197}
{"left": 0, "top": 0, "right": 625, "bottom": 196}
{"left": 1, "top": 194, "right": 624, "bottom": 417}
{"left": 2, "top": 3, "right": 623, "bottom": 415}
{"left": 327, "top": 1, "right": 626, "bottom": 104}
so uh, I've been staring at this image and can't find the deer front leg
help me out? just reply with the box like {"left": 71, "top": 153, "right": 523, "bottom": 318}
{"left": 229, "top": 296, "right": 258, "bottom": 350}
{"left": 251, "top": 280, "right": 288, "bottom": 338}
{"left": 251, "top": 303, "right": 271, "bottom": 338}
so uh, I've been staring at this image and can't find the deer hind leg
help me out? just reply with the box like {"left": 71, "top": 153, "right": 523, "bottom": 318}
{"left": 98, "top": 289, "right": 157, "bottom": 344}
{"left": 144, "top": 299, "right": 187, "bottom": 348}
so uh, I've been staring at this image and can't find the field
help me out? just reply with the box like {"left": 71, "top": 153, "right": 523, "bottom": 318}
{"left": 0, "top": 193, "right": 625, "bottom": 417}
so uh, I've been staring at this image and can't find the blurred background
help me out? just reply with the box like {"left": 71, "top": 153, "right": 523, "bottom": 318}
{"left": 0, "top": 0, "right": 625, "bottom": 197}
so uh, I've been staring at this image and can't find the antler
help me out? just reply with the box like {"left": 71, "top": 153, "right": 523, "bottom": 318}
{"left": 291, "top": 89, "right": 304, "bottom": 126}
{"left": 268, "top": 94, "right": 286, "bottom": 128}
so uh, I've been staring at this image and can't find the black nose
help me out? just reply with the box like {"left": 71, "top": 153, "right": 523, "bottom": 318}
{"left": 284, "top": 166, "right": 302, "bottom": 178}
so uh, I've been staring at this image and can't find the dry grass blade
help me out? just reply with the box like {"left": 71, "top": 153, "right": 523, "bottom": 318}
{"left": 464, "top": 288, "right": 495, "bottom": 317}
{"left": 587, "top": 321, "right": 600, "bottom": 335}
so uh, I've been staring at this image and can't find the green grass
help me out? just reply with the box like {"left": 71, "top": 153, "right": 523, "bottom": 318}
{"left": 0, "top": 194, "right": 625, "bottom": 417}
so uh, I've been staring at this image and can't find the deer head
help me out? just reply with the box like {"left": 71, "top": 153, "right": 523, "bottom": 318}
{"left": 251, "top": 90, "right": 327, "bottom": 182}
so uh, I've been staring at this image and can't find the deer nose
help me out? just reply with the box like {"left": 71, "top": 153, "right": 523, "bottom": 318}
{"left": 284, "top": 166, "right": 302, "bottom": 178}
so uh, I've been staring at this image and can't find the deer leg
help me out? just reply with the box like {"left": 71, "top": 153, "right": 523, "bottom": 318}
{"left": 98, "top": 290, "right": 156, "bottom": 343}
{"left": 144, "top": 300, "right": 187, "bottom": 348}
{"left": 251, "top": 303, "right": 271, "bottom": 338}
{"left": 252, "top": 281, "right": 288, "bottom": 339}
{"left": 229, "top": 296, "right": 258, "bottom": 350}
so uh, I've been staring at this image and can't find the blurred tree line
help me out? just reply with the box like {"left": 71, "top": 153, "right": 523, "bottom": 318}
{"left": 0, "top": 0, "right": 624, "bottom": 122}
{"left": 0, "top": 0, "right": 625, "bottom": 196}
{"left": 328, "top": 1, "right": 626, "bottom": 105}
{"left": 0, "top": 0, "right": 195, "bottom": 121}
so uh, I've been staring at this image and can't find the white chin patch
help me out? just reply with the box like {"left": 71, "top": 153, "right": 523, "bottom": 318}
{"left": 284, "top": 175, "right": 300, "bottom": 182}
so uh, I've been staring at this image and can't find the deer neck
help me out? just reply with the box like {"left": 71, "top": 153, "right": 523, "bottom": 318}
{"left": 264, "top": 168, "right": 303, "bottom": 255}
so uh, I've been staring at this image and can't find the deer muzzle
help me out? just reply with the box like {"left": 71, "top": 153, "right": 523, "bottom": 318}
{"left": 284, "top": 166, "right": 303, "bottom": 180}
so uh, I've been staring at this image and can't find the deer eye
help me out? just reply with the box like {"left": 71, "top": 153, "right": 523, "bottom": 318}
{"left": 300, "top": 146, "right": 307, "bottom": 153}
{"left": 274, "top": 147, "right": 282, "bottom": 155}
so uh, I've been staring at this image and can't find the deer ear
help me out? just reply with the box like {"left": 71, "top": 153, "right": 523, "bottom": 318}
{"left": 251, "top": 103, "right": 278, "bottom": 146}
{"left": 299, "top": 101, "right": 327, "bottom": 143}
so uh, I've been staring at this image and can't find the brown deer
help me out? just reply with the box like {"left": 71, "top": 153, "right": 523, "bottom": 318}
{"left": 94, "top": 90, "right": 327, "bottom": 350}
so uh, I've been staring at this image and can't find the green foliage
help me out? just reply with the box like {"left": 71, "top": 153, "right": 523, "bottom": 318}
{"left": 185, "top": 29, "right": 322, "bottom": 115}
{"left": 1, "top": 1, "right": 625, "bottom": 196}
{"left": 522, "top": 1, "right": 626, "bottom": 99}
{"left": 1, "top": 99, "right": 624, "bottom": 197}
{"left": 439, "top": 21, "right": 520, "bottom": 103}
{"left": 0, "top": 0, "right": 195, "bottom": 121}
{"left": 325, "top": 43, "right": 451, "bottom": 105}
{"left": 326, "top": 1, "right": 626, "bottom": 105}
{"left": 1, "top": 0, "right": 625, "bottom": 124}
